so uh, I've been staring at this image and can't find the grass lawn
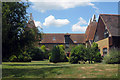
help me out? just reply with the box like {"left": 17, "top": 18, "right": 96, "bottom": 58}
{"left": 2, "top": 60, "right": 119, "bottom": 78}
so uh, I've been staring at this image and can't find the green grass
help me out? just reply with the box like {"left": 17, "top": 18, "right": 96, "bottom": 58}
{"left": 2, "top": 60, "right": 119, "bottom": 78}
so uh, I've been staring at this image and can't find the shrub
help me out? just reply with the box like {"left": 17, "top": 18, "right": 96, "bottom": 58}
{"left": 18, "top": 51, "right": 32, "bottom": 62}
{"left": 93, "top": 52, "right": 102, "bottom": 62}
{"left": 30, "top": 47, "right": 44, "bottom": 60}
{"left": 18, "top": 54, "right": 24, "bottom": 62}
{"left": 103, "top": 49, "right": 120, "bottom": 64}
{"left": 49, "top": 46, "right": 60, "bottom": 63}
{"left": 69, "top": 56, "right": 78, "bottom": 64}
{"left": 9, "top": 55, "right": 17, "bottom": 62}
{"left": 88, "top": 43, "right": 102, "bottom": 63}
{"left": 69, "top": 43, "right": 102, "bottom": 64}
{"left": 41, "top": 45, "right": 49, "bottom": 59}
{"left": 49, "top": 45, "right": 67, "bottom": 63}
{"left": 69, "top": 45, "right": 86, "bottom": 64}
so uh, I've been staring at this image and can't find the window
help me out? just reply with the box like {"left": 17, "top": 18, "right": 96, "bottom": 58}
{"left": 65, "top": 44, "right": 69, "bottom": 48}
{"left": 104, "top": 27, "right": 109, "bottom": 38}
{"left": 98, "top": 49, "right": 100, "bottom": 52}
{"left": 103, "top": 48, "right": 107, "bottom": 56}
{"left": 53, "top": 37, "right": 56, "bottom": 40}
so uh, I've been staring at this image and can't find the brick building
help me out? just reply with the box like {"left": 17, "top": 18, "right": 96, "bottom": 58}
{"left": 39, "top": 33, "right": 85, "bottom": 50}
{"left": 28, "top": 13, "right": 120, "bottom": 56}
{"left": 94, "top": 14, "right": 120, "bottom": 56}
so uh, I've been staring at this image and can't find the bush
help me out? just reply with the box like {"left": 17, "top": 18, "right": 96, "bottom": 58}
{"left": 69, "top": 43, "right": 102, "bottom": 64}
{"left": 30, "top": 47, "right": 44, "bottom": 60}
{"left": 9, "top": 55, "right": 17, "bottom": 62}
{"left": 69, "top": 45, "right": 86, "bottom": 64}
{"left": 103, "top": 49, "right": 120, "bottom": 64}
{"left": 69, "top": 56, "right": 78, "bottom": 64}
{"left": 41, "top": 45, "right": 49, "bottom": 59}
{"left": 87, "top": 43, "right": 102, "bottom": 63}
{"left": 49, "top": 45, "right": 67, "bottom": 63}
{"left": 93, "top": 52, "right": 102, "bottom": 62}
{"left": 18, "top": 51, "right": 32, "bottom": 62}
{"left": 49, "top": 46, "right": 60, "bottom": 63}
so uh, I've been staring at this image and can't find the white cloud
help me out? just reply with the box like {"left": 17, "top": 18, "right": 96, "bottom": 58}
{"left": 34, "top": 20, "right": 42, "bottom": 29}
{"left": 29, "top": 0, "right": 99, "bottom": 13}
{"left": 72, "top": 17, "right": 87, "bottom": 32}
{"left": 43, "top": 15, "right": 70, "bottom": 27}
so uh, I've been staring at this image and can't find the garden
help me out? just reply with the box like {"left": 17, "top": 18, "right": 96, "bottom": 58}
{"left": 2, "top": 2, "right": 120, "bottom": 79}
{"left": 2, "top": 43, "right": 120, "bottom": 78}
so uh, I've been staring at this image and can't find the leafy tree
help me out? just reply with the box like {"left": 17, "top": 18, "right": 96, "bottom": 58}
{"left": 2, "top": 2, "right": 29, "bottom": 60}
{"left": 2, "top": 2, "right": 42, "bottom": 61}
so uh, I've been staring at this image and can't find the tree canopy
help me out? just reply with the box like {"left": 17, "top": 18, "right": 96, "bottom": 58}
{"left": 2, "top": 2, "right": 41, "bottom": 61}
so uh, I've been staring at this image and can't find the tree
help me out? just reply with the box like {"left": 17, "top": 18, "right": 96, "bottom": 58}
{"left": 2, "top": 2, "right": 30, "bottom": 60}
{"left": 2, "top": 2, "right": 42, "bottom": 61}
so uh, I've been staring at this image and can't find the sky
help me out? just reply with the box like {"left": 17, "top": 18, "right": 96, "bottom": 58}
{"left": 27, "top": 0, "right": 118, "bottom": 33}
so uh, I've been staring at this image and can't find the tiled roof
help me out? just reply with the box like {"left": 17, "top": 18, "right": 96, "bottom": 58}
{"left": 27, "top": 20, "right": 36, "bottom": 28}
{"left": 40, "top": 33, "right": 85, "bottom": 44}
{"left": 85, "top": 22, "right": 97, "bottom": 41}
{"left": 100, "top": 14, "right": 120, "bottom": 36}
{"left": 70, "top": 34, "right": 85, "bottom": 43}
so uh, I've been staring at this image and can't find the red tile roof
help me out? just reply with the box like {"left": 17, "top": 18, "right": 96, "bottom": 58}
{"left": 85, "top": 22, "right": 97, "bottom": 41}
{"left": 40, "top": 33, "right": 85, "bottom": 44}
{"left": 100, "top": 14, "right": 120, "bottom": 36}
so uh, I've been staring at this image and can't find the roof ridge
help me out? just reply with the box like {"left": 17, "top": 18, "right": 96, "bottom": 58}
{"left": 100, "top": 14, "right": 120, "bottom": 16}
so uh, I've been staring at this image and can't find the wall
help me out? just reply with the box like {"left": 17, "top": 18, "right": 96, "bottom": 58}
{"left": 94, "top": 17, "right": 106, "bottom": 42}
{"left": 96, "top": 38, "right": 109, "bottom": 56}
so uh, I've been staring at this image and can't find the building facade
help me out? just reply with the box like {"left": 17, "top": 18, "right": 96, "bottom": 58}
{"left": 28, "top": 13, "right": 120, "bottom": 56}
{"left": 39, "top": 33, "right": 85, "bottom": 50}
{"left": 94, "top": 14, "right": 120, "bottom": 56}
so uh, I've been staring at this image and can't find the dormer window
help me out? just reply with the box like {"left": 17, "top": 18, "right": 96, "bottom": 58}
{"left": 104, "top": 27, "right": 109, "bottom": 38}
{"left": 53, "top": 37, "right": 56, "bottom": 40}
{"left": 74, "top": 40, "right": 77, "bottom": 43}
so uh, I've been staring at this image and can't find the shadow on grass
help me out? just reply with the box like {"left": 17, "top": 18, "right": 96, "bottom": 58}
{"left": 2, "top": 66, "right": 69, "bottom": 78}
{"left": 3, "top": 64, "right": 68, "bottom": 67}
{"left": 1, "top": 78, "right": 118, "bottom": 80}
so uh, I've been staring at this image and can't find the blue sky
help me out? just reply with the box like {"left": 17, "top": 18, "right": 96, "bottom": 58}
{"left": 27, "top": 1, "right": 118, "bottom": 33}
